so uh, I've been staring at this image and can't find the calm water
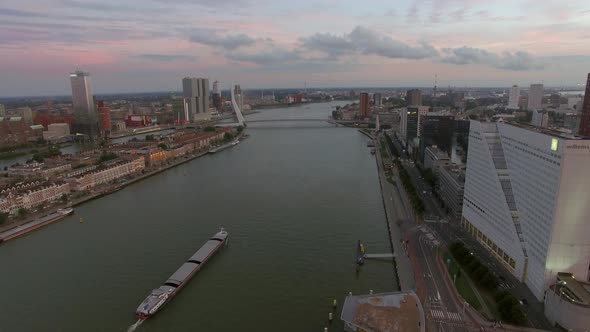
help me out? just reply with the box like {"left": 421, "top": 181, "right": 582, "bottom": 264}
{"left": 0, "top": 102, "right": 396, "bottom": 332}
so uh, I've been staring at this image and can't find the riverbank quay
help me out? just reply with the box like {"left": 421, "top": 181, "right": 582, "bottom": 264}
{"left": 372, "top": 131, "right": 415, "bottom": 292}
{"left": 0, "top": 132, "right": 245, "bottom": 241}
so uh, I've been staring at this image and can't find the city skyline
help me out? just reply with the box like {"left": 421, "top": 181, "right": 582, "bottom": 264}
{"left": 1, "top": 0, "right": 590, "bottom": 96}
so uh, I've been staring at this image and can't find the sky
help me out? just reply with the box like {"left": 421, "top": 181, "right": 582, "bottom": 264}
{"left": 1, "top": 0, "right": 590, "bottom": 96}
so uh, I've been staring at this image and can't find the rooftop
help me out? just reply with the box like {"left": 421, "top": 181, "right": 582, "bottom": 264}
{"left": 425, "top": 146, "right": 450, "bottom": 160}
{"left": 503, "top": 120, "right": 587, "bottom": 140}
{"left": 440, "top": 165, "right": 466, "bottom": 184}
{"left": 555, "top": 272, "right": 590, "bottom": 307}
{"left": 341, "top": 292, "right": 425, "bottom": 332}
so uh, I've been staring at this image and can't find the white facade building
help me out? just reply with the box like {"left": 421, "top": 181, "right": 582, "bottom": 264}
{"left": 43, "top": 123, "right": 70, "bottom": 141}
{"left": 531, "top": 110, "right": 549, "bottom": 128}
{"left": 527, "top": 84, "right": 544, "bottom": 111}
{"left": 508, "top": 85, "right": 520, "bottom": 109}
{"left": 462, "top": 120, "right": 590, "bottom": 300}
{"left": 182, "top": 77, "right": 210, "bottom": 122}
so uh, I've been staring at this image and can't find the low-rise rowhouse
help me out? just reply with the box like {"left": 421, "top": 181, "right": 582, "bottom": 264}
{"left": 70, "top": 157, "right": 145, "bottom": 191}
{"left": 8, "top": 162, "right": 73, "bottom": 178}
{"left": 0, "top": 181, "right": 70, "bottom": 214}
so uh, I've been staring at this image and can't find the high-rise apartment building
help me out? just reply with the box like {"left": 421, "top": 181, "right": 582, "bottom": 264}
{"left": 399, "top": 107, "right": 429, "bottom": 145}
{"left": 359, "top": 92, "right": 370, "bottom": 117}
{"left": 508, "top": 85, "right": 520, "bottom": 109}
{"left": 182, "top": 77, "right": 210, "bottom": 122}
{"left": 373, "top": 93, "right": 382, "bottom": 108}
{"left": 462, "top": 120, "right": 590, "bottom": 300}
{"left": 406, "top": 89, "right": 422, "bottom": 106}
{"left": 70, "top": 70, "right": 98, "bottom": 137}
{"left": 527, "top": 84, "right": 544, "bottom": 111}
{"left": 97, "top": 101, "right": 111, "bottom": 137}
{"left": 212, "top": 80, "right": 222, "bottom": 112}
{"left": 578, "top": 73, "right": 590, "bottom": 137}
{"left": 0, "top": 104, "right": 6, "bottom": 117}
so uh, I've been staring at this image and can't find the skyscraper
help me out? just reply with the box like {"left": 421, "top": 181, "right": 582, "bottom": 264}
{"left": 97, "top": 101, "right": 111, "bottom": 137}
{"left": 527, "top": 84, "right": 543, "bottom": 111}
{"left": 70, "top": 70, "right": 98, "bottom": 137}
{"left": 373, "top": 93, "right": 382, "bottom": 108}
{"left": 359, "top": 92, "right": 370, "bottom": 117}
{"left": 462, "top": 121, "right": 590, "bottom": 300}
{"left": 0, "top": 104, "right": 5, "bottom": 117}
{"left": 406, "top": 89, "right": 422, "bottom": 106}
{"left": 212, "top": 80, "right": 222, "bottom": 112}
{"left": 578, "top": 73, "right": 590, "bottom": 137}
{"left": 508, "top": 85, "right": 520, "bottom": 109}
{"left": 182, "top": 77, "right": 210, "bottom": 122}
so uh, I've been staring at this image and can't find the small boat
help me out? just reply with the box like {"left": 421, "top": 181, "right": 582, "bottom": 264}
{"left": 57, "top": 208, "right": 74, "bottom": 216}
{"left": 356, "top": 240, "right": 366, "bottom": 265}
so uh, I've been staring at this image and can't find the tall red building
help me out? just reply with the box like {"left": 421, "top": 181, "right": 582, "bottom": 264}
{"left": 97, "top": 101, "right": 111, "bottom": 136}
{"left": 579, "top": 73, "right": 590, "bottom": 137}
{"left": 359, "top": 92, "right": 370, "bottom": 117}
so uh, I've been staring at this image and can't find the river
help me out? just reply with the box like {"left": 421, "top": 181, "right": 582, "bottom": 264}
{"left": 0, "top": 101, "right": 396, "bottom": 332}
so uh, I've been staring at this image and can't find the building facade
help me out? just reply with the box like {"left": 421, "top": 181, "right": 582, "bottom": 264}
{"left": 70, "top": 70, "right": 98, "bottom": 137}
{"left": 406, "top": 89, "right": 422, "bottom": 106}
{"left": 419, "top": 114, "right": 454, "bottom": 162}
{"left": 0, "top": 181, "right": 70, "bottom": 214}
{"left": 423, "top": 146, "right": 450, "bottom": 175}
{"left": 438, "top": 166, "right": 465, "bottom": 220}
{"left": 182, "top": 77, "right": 210, "bottom": 122}
{"left": 462, "top": 121, "right": 590, "bottom": 300}
{"left": 373, "top": 93, "right": 382, "bottom": 108}
{"left": 97, "top": 101, "right": 111, "bottom": 137}
{"left": 508, "top": 85, "right": 520, "bottom": 109}
{"left": 72, "top": 158, "right": 145, "bottom": 191}
{"left": 359, "top": 92, "right": 370, "bottom": 117}
{"left": 544, "top": 273, "right": 590, "bottom": 331}
{"left": 578, "top": 73, "right": 590, "bottom": 137}
{"left": 527, "top": 83, "right": 544, "bottom": 111}
{"left": 43, "top": 123, "right": 70, "bottom": 141}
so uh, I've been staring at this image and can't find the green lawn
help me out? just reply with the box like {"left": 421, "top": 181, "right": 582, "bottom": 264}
{"left": 443, "top": 252, "right": 482, "bottom": 311}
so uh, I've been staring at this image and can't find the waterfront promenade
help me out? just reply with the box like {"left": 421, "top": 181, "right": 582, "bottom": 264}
{"left": 373, "top": 132, "right": 416, "bottom": 292}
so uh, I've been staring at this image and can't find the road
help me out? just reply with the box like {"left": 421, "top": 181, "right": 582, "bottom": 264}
{"left": 375, "top": 133, "right": 474, "bottom": 332}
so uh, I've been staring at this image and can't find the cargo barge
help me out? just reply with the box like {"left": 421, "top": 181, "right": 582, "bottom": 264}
{"left": 0, "top": 208, "right": 74, "bottom": 244}
{"left": 136, "top": 228, "right": 228, "bottom": 319}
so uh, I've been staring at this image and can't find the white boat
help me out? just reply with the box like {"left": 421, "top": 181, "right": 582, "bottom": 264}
{"left": 57, "top": 208, "right": 74, "bottom": 216}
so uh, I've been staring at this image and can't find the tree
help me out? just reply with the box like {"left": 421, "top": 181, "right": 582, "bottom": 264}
{"left": 204, "top": 126, "right": 216, "bottom": 132}
{"left": 17, "top": 208, "right": 28, "bottom": 217}
{"left": 223, "top": 132, "right": 234, "bottom": 142}
{"left": 99, "top": 152, "right": 118, "bottom": 163}
{"left": 237, "top": 126, "right": 244, "bottom": 133}
{"left": 0, "top": 212, "right": 8, "bottom": 225}
{"left": 60, "top": 193, "right": 68, "bottom": 203}
{"left": 158, "top": 143, "right": 168, "bottom": 149}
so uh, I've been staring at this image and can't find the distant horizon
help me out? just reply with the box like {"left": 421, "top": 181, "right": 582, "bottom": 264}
{"left": 0, "top": 84, "right": 586, "bottom": 100}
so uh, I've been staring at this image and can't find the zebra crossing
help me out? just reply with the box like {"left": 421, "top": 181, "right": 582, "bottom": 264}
{"left": 430, "top": 309, "right": 462, "bottom": 322}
